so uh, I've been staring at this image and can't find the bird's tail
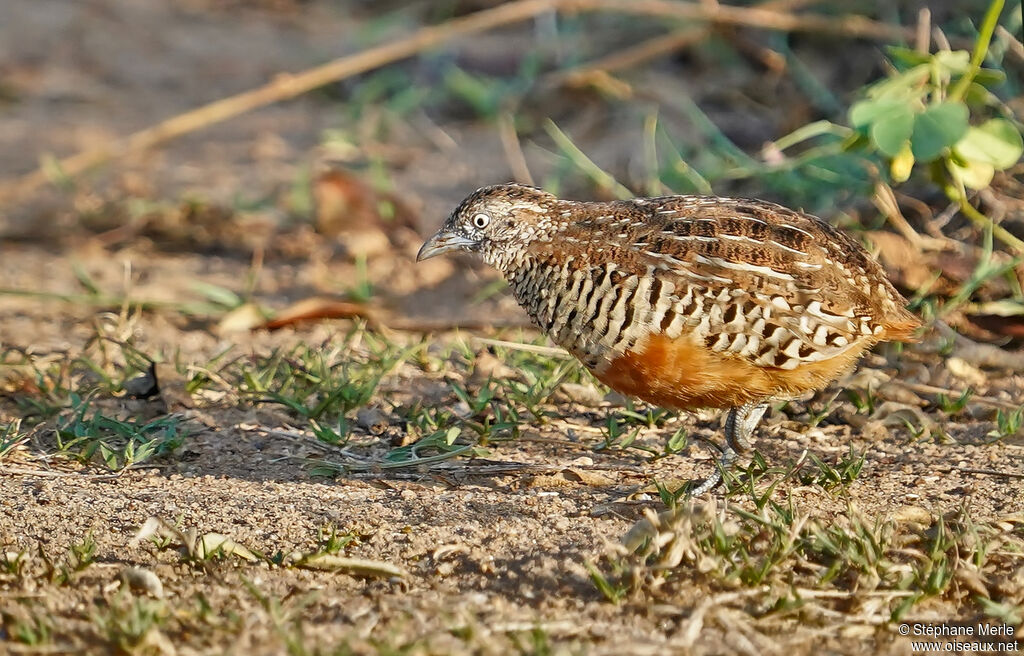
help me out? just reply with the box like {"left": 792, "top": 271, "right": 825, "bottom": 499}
{"left": 882, "top": 311, "right": 924, "bottom": 343}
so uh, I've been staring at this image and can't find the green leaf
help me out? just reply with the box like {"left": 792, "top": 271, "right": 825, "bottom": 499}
{"left": 910, "top": 102, "right": 969, "bottom": 162}
{"left": 954, "top": 119, "right": 1024, "bottom": 170}
{"left": 885, "top": 46, "right": 931, "bottom": 68}
{"left": 948, "top": 158, "right": 995, "bottom": 190}
{"left": 933, "top": 50, "right": 971, "bottom": 74}
{"left": 867, "top": 64, "right": 930, "bottom": 100}
{"left": 870, "top": 107, "right": 915, "bottom": 156}
{"left": 964, "top": 82, "right": 994, "bottom": 107}
{"left": 973, "top": 68, "right": 1006, "bottom": 87}
{"left": 850, "top": 98, "right": 908, "bottom": 129}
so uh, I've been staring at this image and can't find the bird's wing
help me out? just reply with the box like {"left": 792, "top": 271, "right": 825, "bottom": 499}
{"left": 620, "top": 197, "right": 884, "bottom": 370}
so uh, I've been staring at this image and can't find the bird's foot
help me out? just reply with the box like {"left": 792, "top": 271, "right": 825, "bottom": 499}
{"left": 682, "top": 402, "right": 769, "bottom": 498}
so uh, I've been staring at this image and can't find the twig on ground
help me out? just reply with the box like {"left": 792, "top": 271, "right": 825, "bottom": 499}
{"left": 894, "top": 381, "right": 1021, "bottom": 411}
{"left": 935, "top": 321, "right": 1024, "bottom": 370}
{"left": 958, "top": 467, "right": 1024, "bottom": 480}
{"left": 313, "top": 445, "right": 480, "bottom": 473}
{"left": 548, "top": 0, "right": 849, "bottom": 89}
{"left": 566, "top": 0, "right": 918, "bottom": 41}
{"left": 0, "top": 466, "right": 124, "bottom": 480}
{"left": 472, "top": 336, "right": 569, "bottom": 357}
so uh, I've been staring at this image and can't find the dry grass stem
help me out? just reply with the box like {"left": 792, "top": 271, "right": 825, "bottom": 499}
{"left": 497, "top": 112, "right": 536, "bottom": 185}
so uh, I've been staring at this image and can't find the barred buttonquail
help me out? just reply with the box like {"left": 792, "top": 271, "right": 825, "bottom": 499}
{"left": 418, "top": 184, "right": 921, "bottom": 495}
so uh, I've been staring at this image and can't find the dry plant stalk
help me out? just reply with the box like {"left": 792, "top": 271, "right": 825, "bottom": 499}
{"left": 550, "top": 0, "right": 828, "bottom": 88}
{"left": 552, "top": 0, "right": 823, "bottom": 88}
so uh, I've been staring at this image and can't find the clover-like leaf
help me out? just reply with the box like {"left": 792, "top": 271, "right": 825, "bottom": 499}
{"left": 954, "top": 118, "right": 1024, "bottom": 170}
{"left": 885, "top": 46, "right": 931, "bottom": 68}
{"left": 866, "top": 64, "right": 930, "bottom": 100}
{"left": 932, "top": 50, "right": 971, "bottom": 74}
{"left": 870, "top": 107, "right": 915, "bottom": 157}
{"left": 972, "top": 68, "right": 1007, "bottom": 88}
{"left": 850, "top": 97, "right": 907, "bottom": 129}
{"left": 910, "top": 102, "right": 969, "bottom": 162}
{"left": 948, "top": 158, "right": 995, "bottom": 190}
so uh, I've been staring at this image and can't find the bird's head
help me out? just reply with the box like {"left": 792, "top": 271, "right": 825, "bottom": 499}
{"left": 417, "top": 184, "right": 558, "bottom": 270}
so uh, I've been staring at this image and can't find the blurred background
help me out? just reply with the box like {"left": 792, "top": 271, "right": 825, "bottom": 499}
{"left": 1, "top": 0, "right": 1020, "bottom": 339}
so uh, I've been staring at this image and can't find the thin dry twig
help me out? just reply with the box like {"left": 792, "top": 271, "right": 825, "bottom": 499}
{"left": 915, "top": 7, "right": 931, "bottom": 54}
{"left": 936, "top": 321, "right": 1024, "bottom": 371}
{"left": 497, "top": 112, "right": 535, "bottom": 185}
{"left": 565, "top": 0, "right": 917, "bottom": 41}
{"left": 872, "top": 182, "right": 953, "bottom": 252}
{"left": 0, "top": 467, "right": 124, "bottom": 480}
{"left": 894, "top": 381, "right": 1021, "bottom": 411}
{"left": 472, "top": 336, "right": 569, "bottom": 357}
{"left": 996, "top": 26, "right": 1024, "bottom": 61}
{"left": 958, "top": 467, "right": 1024, "bottom": 480}
{"left": 549, "top": 25, "right": 710, "bottom": 88}
{"left": 1, "top": 0, "right": 925, "bottom": 208}
{"left": 550, "top": 0, "right": 824, "bottom": 90}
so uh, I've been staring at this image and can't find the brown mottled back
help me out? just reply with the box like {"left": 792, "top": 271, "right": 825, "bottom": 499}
{"left": 421, "top": 184, "right": 921, "bottom": 412}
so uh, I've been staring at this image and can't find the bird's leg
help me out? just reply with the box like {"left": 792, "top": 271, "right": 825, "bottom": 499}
{"left": 725, "top": 402, "right": 768, "bottom": 454}
{"left": 687, "top": 402, "right": 769, "bottom": 497}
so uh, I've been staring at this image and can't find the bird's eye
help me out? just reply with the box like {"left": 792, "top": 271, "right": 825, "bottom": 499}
{"left": 472, "top": 213, "right": 490, "bottom": 229}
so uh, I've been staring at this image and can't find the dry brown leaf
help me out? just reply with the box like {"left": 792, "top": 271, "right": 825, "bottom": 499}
{"left": 953, "top": 562, "right": 990, "bottom": 598}
{"left": 966, "top": 313, "right": 1024, "bottom": 339}
{"left": 262, "top": 298, "right": 373, "bottom": 330}
{"left": 196, "top": 533, "right": 258, "bottom": 562}
{"left": 866, "top": 231, "right": 942, "bottom": 293}
{"left": 560, "top": 467, "right": 615, "bottom": 486}
{"left": 870, "top": 401, "right": 939, "bottom": 434}
{"left": 867, "top": 231, "right": 1014, "bottom": 303}
{"left": 314, "top": 168, "right": 418, "bottom": 246}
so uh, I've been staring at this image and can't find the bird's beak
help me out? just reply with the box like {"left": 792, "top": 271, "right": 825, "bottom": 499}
{"left": 416, "top": 230, "right": 477, "bottom": 261}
